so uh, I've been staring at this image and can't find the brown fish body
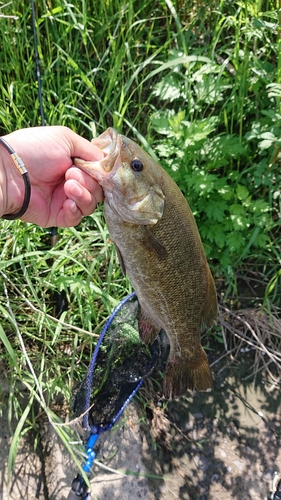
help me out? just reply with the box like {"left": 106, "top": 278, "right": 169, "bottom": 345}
{"left": 75, "top": 128, "right": 217, "bottom": 398}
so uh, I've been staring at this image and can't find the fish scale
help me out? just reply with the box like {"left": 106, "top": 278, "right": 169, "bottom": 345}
{"left": 75, "top": 128, "right": 217, "bottom": 398}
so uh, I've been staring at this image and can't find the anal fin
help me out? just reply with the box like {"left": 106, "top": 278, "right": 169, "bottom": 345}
{"left": 141, "top": 227, "right": 167, "bottom": 259}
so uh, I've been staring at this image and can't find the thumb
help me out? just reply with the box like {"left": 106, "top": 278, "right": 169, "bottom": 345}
{"left": 68, "top": 129, "right": 104, "bottom": 162}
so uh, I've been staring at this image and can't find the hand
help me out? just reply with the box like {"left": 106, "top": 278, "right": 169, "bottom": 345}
{"left": 0, "top": 126, "right": 104, "bottom": 227}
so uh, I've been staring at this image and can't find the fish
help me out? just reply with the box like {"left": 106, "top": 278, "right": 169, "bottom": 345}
{"left": 74, "top": 128, "right": 217, "bottom": 398}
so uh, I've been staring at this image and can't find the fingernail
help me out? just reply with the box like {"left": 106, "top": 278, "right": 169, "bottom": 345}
{"left": 70, "top": 201, "right": 77, "bottom": 213}
{"left": 71, "top": 182, "right": 83, "bottom": 198}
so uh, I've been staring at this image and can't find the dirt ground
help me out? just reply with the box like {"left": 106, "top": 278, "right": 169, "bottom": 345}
{"left": 1, "top": 351, "right": 281, "bottom": 500}
{"left": 142, "top": 354, "right": 281, "bottom": 500}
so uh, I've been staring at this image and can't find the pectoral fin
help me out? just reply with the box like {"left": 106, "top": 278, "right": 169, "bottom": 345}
{"left": 141, "top": 227, "right": 167, "bottom": 259}
{"left": 114, "top": 243, "right": 126, "bottom": 275}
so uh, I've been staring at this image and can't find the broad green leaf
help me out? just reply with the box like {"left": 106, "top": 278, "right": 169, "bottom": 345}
{"left": 229, "top": 203, "right": 246, "bottom": 216}
{"left": 152, "top": 75, "right": 182, "bottom": 101}
{"left": 258, "top": 139, "right": 273, "bottom": 149}
{"left": 226, "top": 232, "right": 245, "bottom": 252}
{"left": 205, "top": 200, "right": 228, "bottom": 222}
{"left": 236, "top": 184, "right": 249, "bottom": 201}
{"left": 259, "top": 132, "right": 276, "bottom": 141}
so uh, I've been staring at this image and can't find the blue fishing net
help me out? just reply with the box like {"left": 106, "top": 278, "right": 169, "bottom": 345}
{"left": 72, "top": 292, "right": 167, "bottom": 432}
{"left": 67, "top": 293, "right": 169, "bottom": 499}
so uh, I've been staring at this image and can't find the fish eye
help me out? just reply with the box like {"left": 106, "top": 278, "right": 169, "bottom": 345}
{"left": 130, "top": 158, "right": 144, "bottom": 172}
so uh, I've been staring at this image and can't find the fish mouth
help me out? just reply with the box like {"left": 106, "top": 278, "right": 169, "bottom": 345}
{"left": 74, "top": 128, "right": 122, "bottom": 185}
{"left": 92, "top": 128, "right": 119, "bottom": 171}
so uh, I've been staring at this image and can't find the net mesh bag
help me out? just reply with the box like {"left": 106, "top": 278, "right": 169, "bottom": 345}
{"left": 72, "top": 293, "right": 166, "bottom": 430}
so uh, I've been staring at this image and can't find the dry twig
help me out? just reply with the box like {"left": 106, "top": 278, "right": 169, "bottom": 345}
{"left": 218, "top": 304, "right": 281, "bottom": 384}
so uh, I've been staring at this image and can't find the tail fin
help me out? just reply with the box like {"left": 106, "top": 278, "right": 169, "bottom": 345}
{"left": 164, "top": 348, "right": 213, "bottom": 399}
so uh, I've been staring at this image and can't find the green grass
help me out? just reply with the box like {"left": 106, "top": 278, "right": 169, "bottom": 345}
{"left": 0, "top": 0, "right": 176, "bottom": 134}
{"left": 0, "top": 0, "right": 280, "bottom": 481}
{"left": 0, "top": 212, "right": 130, "bottom": 479}
{"left": 0, "top": 212, "right": 129, "bottom": 390}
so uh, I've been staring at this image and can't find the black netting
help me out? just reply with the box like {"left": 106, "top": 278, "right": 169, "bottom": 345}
{"left": 72, "top": 294, "right": 166, "bottom": 429}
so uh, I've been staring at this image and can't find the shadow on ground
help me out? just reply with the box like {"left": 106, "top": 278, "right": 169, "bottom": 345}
{"left": 137, "top": 354, "right": 281, "bottom": 500}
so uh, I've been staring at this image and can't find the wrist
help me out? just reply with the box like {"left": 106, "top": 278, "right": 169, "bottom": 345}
{"left": 0, "top": 136, "right": 29, "bottom": 219}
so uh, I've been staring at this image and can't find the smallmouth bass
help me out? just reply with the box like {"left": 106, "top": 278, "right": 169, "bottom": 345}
{"left": 75, "top": 128, "right": 217, "bottom": 398}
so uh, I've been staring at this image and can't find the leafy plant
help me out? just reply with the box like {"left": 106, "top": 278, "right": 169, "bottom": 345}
{"left": 147, "top": 1, "right": 281, "bottom": 284}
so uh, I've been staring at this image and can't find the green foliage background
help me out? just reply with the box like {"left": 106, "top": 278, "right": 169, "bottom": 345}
{"left": 0, "top": 0, "right": 280, "bottom": 283}
{"left": 0, "top": 0, "right": 280, "bottom": 474}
